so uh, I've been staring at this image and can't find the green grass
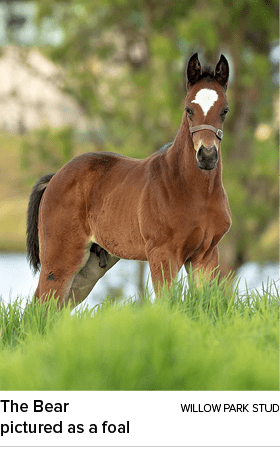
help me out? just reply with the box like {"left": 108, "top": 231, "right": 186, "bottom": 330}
{"left": 0, "top": 275, "right": 278, "bottom": 390}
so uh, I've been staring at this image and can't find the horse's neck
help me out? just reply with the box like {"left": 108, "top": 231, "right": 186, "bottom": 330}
{"left": 166, "top": 117, "right": 223, "bottom": 196}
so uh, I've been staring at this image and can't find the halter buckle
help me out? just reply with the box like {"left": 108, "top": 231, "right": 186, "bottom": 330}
{"left": 216, "top": 129, "right": 223, "bottom": 140}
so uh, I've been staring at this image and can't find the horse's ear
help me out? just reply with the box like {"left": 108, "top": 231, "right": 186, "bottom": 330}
{"left": 215, "top": 55, "right": 229, "bottom": 89}
{"left": 186, "top": 53, "right": 202, "bottom": 87}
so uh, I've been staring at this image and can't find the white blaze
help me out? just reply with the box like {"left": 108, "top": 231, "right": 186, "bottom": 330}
{"left": 191, "top": 88, "right": 218, "bottom": 116}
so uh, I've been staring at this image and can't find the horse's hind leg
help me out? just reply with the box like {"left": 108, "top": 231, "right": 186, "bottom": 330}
{"left": 36, "top": 244, "right": 119, "bottom": 310}
{"left": 68, "top": 251, "right": 119, "bottom": 308}
{"left": 35, "top": 246, "right": 86, "bottom": 309}
{"left": 35, "top": 215, "right": 114, "bottom": 309}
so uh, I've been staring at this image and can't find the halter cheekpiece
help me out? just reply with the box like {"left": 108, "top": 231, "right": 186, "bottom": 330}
{"left": 190, "top": 124, "right": 223, "bottom": 141}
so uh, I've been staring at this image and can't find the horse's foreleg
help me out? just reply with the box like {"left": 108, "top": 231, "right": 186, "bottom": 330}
{"left": 146, "top": 244, "right": 180, "bottom": 295}
{"left": 184, "top": 246, "right": 219, "bottom": 287}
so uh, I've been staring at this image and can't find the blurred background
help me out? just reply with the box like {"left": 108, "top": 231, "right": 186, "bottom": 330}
{"left": 0, "top": 0, "right": 278, "bottom": 304}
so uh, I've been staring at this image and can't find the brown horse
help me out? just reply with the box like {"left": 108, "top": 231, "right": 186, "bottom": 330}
{"left": 27, "top": 53, "right": 231, "bottom": 309}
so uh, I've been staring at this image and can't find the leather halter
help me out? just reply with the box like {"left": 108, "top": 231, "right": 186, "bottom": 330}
{"left": 190, "top": 124, "right": 223, "bottom": 141}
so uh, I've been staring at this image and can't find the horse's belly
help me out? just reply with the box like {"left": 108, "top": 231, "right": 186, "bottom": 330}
{"left": 92, "top": 216, "right": 146, "bottom": 261}
{"left": 88, "top": 177, "right": 147, "bottom": 259}
{"left": 93, "top": 233, "right": 146, "bottom": 260}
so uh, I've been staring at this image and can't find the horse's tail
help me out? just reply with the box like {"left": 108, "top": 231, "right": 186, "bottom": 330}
{"left": 27, "top": 173, "right": 55, "bottom": 273}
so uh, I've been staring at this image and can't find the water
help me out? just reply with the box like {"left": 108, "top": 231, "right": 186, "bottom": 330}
{"left": 0, "top": 253, "right": 278, "bottom": 307}
{"left": 0, "top": 253, "right": 149, "bottom": 307}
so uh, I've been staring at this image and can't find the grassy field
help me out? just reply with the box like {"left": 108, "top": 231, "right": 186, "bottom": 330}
{"left": 0, "top": 275, "right": 278, "bottom": 390}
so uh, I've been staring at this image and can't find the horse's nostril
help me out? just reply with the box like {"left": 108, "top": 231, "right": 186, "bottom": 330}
{"left": 197, "top": 145, "right": 219, "bottom": 170}
{"left": 200, "top": 145, "right": 216, "bottom": 156}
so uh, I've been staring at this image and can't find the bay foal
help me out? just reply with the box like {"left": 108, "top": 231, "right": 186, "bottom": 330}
{"left": 27, "top": 53, "right": 231, "bottom": 309}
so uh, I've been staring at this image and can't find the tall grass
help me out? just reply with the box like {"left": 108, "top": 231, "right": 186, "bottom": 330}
{"left": 0, "top": 274, "right": 278, "bottom": 390}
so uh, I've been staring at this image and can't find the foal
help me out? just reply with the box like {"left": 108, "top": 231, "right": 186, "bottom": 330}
{"left": 27, "top": 53, "right": 231, "bottom": 309}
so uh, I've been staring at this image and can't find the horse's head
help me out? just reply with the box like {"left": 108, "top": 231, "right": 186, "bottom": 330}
{"left": 185, "top": 53, "right": 229, "bottom": 170}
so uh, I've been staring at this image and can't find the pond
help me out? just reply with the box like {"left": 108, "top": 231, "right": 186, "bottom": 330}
{"left": 0, "top": 253, "right": 278, "bottom": 308}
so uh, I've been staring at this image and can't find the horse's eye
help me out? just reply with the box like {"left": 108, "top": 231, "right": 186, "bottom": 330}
{"left": 221, "top": 107, "right": 229, "bottom": 119}
{"left": 185, "top": 107, "right": 193, "bottom": 116}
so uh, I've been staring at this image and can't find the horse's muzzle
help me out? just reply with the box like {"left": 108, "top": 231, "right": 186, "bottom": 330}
{"left": 196, "top": 145, "right": 219, "bottom": 170}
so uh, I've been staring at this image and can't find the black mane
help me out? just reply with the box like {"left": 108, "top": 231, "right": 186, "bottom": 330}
{"left": 199, "top": 64, "right": 215, "bottom": 82}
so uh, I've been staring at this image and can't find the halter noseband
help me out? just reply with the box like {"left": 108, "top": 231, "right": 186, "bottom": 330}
{"left": 190, "top": 124, "right": 223, "bottom": 141}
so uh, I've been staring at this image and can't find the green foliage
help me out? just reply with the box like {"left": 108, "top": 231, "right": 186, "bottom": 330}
{"left": 178, "top": 10, "right": 219, "bottom": 52}
{"left": 223, "top": 127, "right": 278, "bottom": 262}
{"left": 21, "top": 127, "right": 75, "bottom": 184}
{"left": 0, "top": 277, "right": 278, "bottom": 390}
